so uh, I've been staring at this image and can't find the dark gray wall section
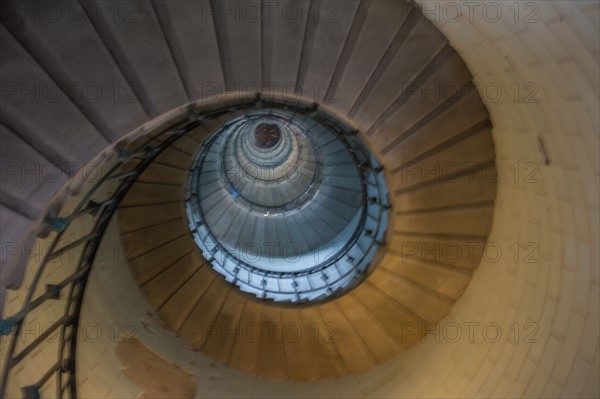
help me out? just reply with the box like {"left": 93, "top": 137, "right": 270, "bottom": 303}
{"left": 0, "top": 0, "right": 149, "bottom": 142}
{"left": 0, "top": 24, "right": 109, "bottom": 169}
{"left": 151, "top": 0, "right": 225, "bottom": 102}
{"left": 332, "top": 1, "right": 412, "bottom": 114}
{"left": 80, "top": 0, "right": 189, "bottom": 116}
{"left": 209, "top": 0, "right": 261, "bottom": 91}
{"left": 0, "top": 124, "right": 69, "bottom": 216}
{"left": 297, "top": 0, "right": 360, "bottom": 103}
{"left": 262, "top": 0, "right": 309, "bottom": 94}
{"left": 0, "top": 206, "right": 33, "bottom": 289}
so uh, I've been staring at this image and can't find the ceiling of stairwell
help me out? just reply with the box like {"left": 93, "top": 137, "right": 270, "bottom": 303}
{"left": 108, "top": 7, "right": 496, "bottom": 379}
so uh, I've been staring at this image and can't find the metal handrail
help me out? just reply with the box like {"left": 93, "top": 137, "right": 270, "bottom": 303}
{"left": 0, "top": 114, "right": 203, "bottom": 399}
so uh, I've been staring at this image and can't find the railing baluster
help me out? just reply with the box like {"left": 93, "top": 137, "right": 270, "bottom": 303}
{"left": 11, "top": 315, "right": 73, "bottom": 366}
{"left": 22, "top": 360, "right": 62, "bottom": 399}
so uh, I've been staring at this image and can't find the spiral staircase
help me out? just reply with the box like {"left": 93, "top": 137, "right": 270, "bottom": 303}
{"left": 0, "top": 0, "right": 598, "bottom": 398}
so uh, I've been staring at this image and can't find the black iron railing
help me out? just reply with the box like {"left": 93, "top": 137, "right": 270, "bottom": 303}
{"left": 0, "top": 112, "right": 204, "bottom": 399}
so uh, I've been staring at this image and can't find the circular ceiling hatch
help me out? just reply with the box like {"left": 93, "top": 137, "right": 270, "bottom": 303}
{"left": 185, "top": 108, "right": 390, "bottom": 303}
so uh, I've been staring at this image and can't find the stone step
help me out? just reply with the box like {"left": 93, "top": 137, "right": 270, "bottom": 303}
{"left": 128, "top": 235, "right": 196, "bottom": 285}
{"left": 141, "top": 251, "right": 205, "bottom": 309}
{"left": 159, "top": 266, "right": 217, "bottom": 332}
{"left": 379, "top": 253, "right": 471, "bottom": 301}
{"left": 178, "top": 278, "right": 231, "bottom": 349}
{"left": 227, "top": 299, "right": 262, "bottom": 375}
{"left": 117, "top": 202, "right": 185, "bottom": 234}
{"left": 201, "top": 291, "right": 247, "bottom": 365}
